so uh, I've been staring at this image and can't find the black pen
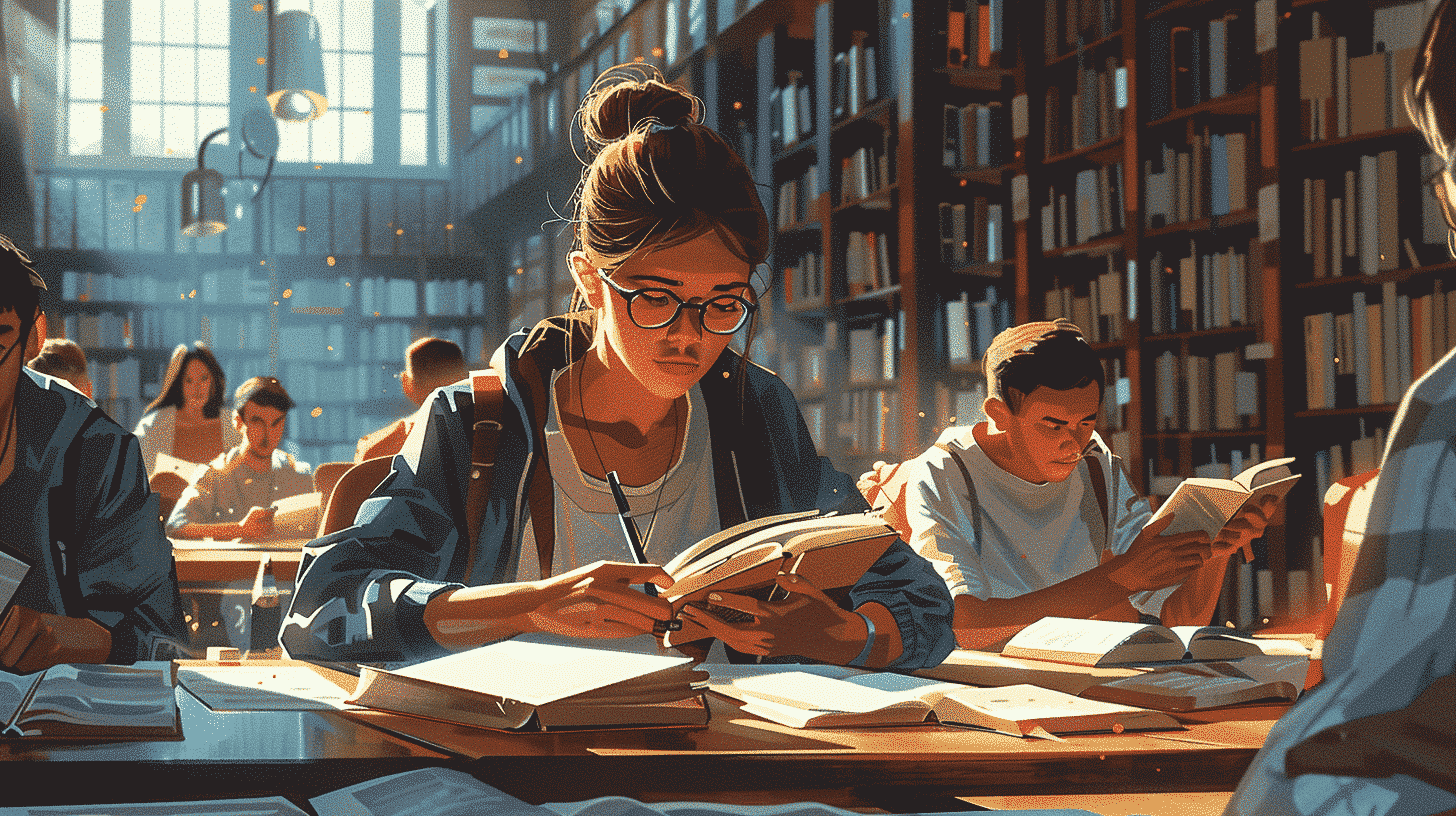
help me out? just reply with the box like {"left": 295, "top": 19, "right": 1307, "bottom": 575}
{"left": 605, "top": 471, "right": 680, "bottom": 632}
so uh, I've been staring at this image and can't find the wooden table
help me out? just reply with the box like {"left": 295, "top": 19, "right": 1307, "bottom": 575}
{"left": 171, "top": 538, "right": 308, "bottom": 583}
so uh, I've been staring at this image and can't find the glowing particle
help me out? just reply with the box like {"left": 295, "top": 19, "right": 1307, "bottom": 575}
{"left": 257, "top": 57, "right": 266, "bottom": 65}
{"left": 249, "top": 86, "right": 257, "bottom": 93}
{"left": 297, "top": 225, "right": 307, "bottom": 231}
{"left": 395, "top": 228, "right": 403, "bottom": 235}
{"left": 311, "top": 407, "right": 323, "bottom": 418}
{"left": 498, "top": 49, "right": 509, "bottom": 59}
{"left": 99, "top": 104, "right": 109, "bottom": 112}
{"left": 282, "top": 289, "right": 293, "bottom": 298}
{"left": 327, "top": 256, "right": 336, "bottom": 266}
{"left": 188, "top": 289, "right": 197, "bottom": 298}
{"left": 515, "top": 156, "right": 523, "bottom": 164}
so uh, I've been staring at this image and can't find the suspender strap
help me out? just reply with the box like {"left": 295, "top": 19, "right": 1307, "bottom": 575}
{"left": 465, "top": 372, "right": 505, "bottom": 582}
{"left": 937, "top": 444, "right": 983, "bottom": 553}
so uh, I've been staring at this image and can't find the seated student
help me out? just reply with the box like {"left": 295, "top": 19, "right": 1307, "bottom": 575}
{"left": 355, "top": 336, "right": 469, "bottom": 462}
{"left": 0, "top": 235, "right": 186, "bottom": 672}
{"left": 1223, "top": 6, "right": 1456, "bottom": 812}
{"left": 133, "top": 342, "right": 241, "bottom": 476}
{"left": 861, "top": 320, "right": 1274, "bottom": 649}
{"left": 281, "top": 64, "right": 955, "bottom": 670}
{"left": 26, "top": 338, "right": 92, "bottom": 398}
{"left": 167, "top": 376, "right": 313, "bottom": 540}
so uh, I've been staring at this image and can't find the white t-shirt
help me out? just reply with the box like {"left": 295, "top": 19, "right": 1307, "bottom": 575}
{"left": 904, "top": 425, "right": 1173, "bottom": 616}
{"left": 514, "top": 373, "right": 720, "bottom": 582}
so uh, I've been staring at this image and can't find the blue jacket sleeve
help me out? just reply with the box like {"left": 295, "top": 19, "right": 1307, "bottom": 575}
{"left": 281, "top": 384, "right": 478, "bottom": 663}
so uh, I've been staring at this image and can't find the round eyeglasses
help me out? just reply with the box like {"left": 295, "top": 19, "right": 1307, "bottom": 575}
{"left": 598, "top": 270, "right": 757, "bottom": 335}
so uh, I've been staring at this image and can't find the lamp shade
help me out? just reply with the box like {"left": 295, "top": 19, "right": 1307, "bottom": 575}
{"left": 181, "top": 166, "right": 227, "bottom": 236}
{"left": 268, "top": 10, "right": 328, "bottom": 122}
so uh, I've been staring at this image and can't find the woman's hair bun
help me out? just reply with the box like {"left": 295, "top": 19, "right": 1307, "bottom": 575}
{"left": 580, "top": 65, "right": 698, "bottom": 145}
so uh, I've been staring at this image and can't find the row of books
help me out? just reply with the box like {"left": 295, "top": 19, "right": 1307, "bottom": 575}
{"left": 846, "top": 314, "right": 901, "bottom": 384}
{"left": 781, "top": 250, "right": 824, "bottom": 312}
{"left": 838, "top": 142, "right": 890, "bottom": 207}
{"left": 779, "top": 342, "right": 828, "bottom": 396}
{"left": 1148, "top": 242, "right": 1257, "bottom": 336}
{"left": 1296, "top": 4, "right": 1425, "bottom": 143}
{"left": 1098, "top": 356, "right": 1130, "bottom": 432}
{"left": 1153, "top": 350, "right": 1262, "bottom": 433}
{"left": 932, "top": 379, "right": 988, "bottom": 433}
{"left": 775, "top": 164, "right": 821, "bottom": 231}
{"left": 1042, "top": 0, "right": 1119, "bottom": 62}
{"left": 938, "top": 199, "right": 1004, "bottom": 267}
{"left": 838, "top": 387, "right": 902, "bottom": 457}
{"left": 845, "top": 231, "right": 895, "bottom": 296}
{"left": 1311, "top": 421, "right": 1389, "bottom": 510}
{"left": 1303, "top": 282, "right": 1455, "bottom": 411}
{"left": 945, "top": 285, "right": 1012, "bottom": 366}
{"left": 1301, "top": 153, "right": 1448, "bottom": 280}
{"left": 1146, "top": 442, "right": 1265, "bottom": 498}
{"left": 1043, "top": 57, "right": 1126, "bottom": 158}
{"left": 1040, "top": 163, "right": 1125, "bottom": 251}
{"left": 947, "top": 0, "right": 1006, "bottom": 69}
{"left": 1144, "top": 132, "right": 1250, "bottom": 231}
{"left": 1146, "top": 10, "right": 1255, "bottom": 122}
{"left": 361, "top": 322, "right": 485, "bottom": 368}
{"left": 1044, "top": 262, "right": 1124, "bottom": 344}
{"left": 768, "top": 71, "right": 814, "bottom": 150}
{"left": 941, "top": 102, "right": 1010, "bottom": 171}
{"left": 831, "top": 33, "right": 879, "bottom": 121}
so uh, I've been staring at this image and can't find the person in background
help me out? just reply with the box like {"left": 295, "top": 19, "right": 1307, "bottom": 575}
{"left": 859, "top": 320, "right": 1275, "bottom": 649}
{"left": 167, "top": 376, "right": 313, "bottom": 541}
{"left": 0, "top": 234, "right": 185, "bottom": 672}
{"left": 133, "top": 342, "right": 241, "bottom": 476}
{"left": 27, "top": 338, "right": 92, "bottom": 399}
{"left": 282, "top": 63, "right": 955, "bottom": 670}
{"left": 355, "top": 336, "right": 469, "bottom": 463}
{"left": 1223, "top": 3, "right": 1456, "bottom": 812}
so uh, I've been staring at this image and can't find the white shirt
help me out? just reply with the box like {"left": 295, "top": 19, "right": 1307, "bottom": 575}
{"left": 904, "top": 425, "right": 1173, "bottom": 616}
{"left": 515, "top": 374, "right": 720, "bottom": 581}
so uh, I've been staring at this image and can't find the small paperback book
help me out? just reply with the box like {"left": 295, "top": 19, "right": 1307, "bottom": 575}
{"left": 705, "top": 665, "right": 1180, "bottom": 736}
{"left": 659, "top": 510, "right": 899, "bottom": 644}
{"left": 1080, "top": 655, "right": 1310, "bottom": 712}
{"left": 1002, "top": 616, "right": 1312, "bottom": 667}
{"left": 346, "top": 633, "right": 708, "bottom": 731}
{"left": 1149, "top": 457, "right": 1299, "bottom": 540}
{"left": 0, "top": 661, "right": 180, "bottom": 739}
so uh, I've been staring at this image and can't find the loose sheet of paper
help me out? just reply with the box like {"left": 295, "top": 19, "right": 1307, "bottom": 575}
{"left": 178, "top": 665, "right": 357, "bottom": 711}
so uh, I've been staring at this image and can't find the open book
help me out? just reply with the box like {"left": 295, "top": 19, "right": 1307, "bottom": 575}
{"left": 1081, "top": 655, "right": 1309, "bottom": 711}
{"left": 269, "top": 491, "right": 322, "bottom": 537}
{"left": 1003, "top": 616, "right": 1312, "bottom": 667}
{"left": 0, "top": 662, "right": 179, "bottom": 739}
{"left": 706, "top": 665, "right": 1179, "bottom": 736}
{"left": 659, "top": 510, "right": 899, "bottom": 643}
{"left": 346, "top": 634, "right": 708, "bottom": 731}
{"left": 1149, "top": 457, "right": 1299, "bottom": 540}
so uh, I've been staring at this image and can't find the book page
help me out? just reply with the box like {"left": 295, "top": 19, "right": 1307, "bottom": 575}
{"left": 1232, "top": 457, "right": 1297, "bottom": 491}
{"left": 178, "top": 665, "right": 358, "bottom": 711}
{"left": 0, "top": 669, "right": 38, "bottom": 730}
{"left": 934, "top": 683, "right": 1173, "bottom": 731}
{"left": 1003, "top": 617, "right": 1171, "bottom": 665}
{"left": 153, "top": 451, "right": 206, "bottom": 482}
{"left": 310, "top": 767, "right": 554, "bottom": 816}
{"left": 0, "top": 545, "right": 30, "bottom": 616}
{"left": 1149, "top": 479, "right": 1251, "bottom": 538}
{"left": 19, "top": 664, "right": 178, "bottom": 733}
{"left": 270, "top": 492, "right": 322, "bottom": 536}
{"left": 717, "top": 670, "right": 962, "bottom": 714}
{"left": 386, "top": 634, "right": 692, "bottom": 707}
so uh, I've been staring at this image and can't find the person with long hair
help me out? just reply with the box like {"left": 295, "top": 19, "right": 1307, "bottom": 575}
{"left": 133, "top": 342, "right": 240, "bottom": 476}
{"left": 282, "top": 64, "right": 955, "bottom": 669}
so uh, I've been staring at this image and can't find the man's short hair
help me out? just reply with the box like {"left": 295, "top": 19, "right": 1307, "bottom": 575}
{"left": 234, "top": 376, "right": 296, "bottom": 416}
{"left": 0, "top": 234, "right": 44, "bottom": 320}
{"left": 405, "top": 336, "right": 468, "bottom": 391}
{"left": 985, "top": 319, "right": 1105, "bottom": 414}
{"left": 28, "top": 338, "right": 88, "bottom": 380}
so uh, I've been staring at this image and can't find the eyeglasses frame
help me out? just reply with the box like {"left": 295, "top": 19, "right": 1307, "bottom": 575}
{"left": 596, "top": 269, "right": 758, "bottom": 335}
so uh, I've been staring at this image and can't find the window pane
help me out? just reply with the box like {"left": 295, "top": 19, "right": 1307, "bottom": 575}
{"left": 198, "top": 105, "right": 228, "bottom": 146}
{"left": 322, "top": 53, "right": 341, "bottom": 112}
{"left": 619, "top": 29, "right": 636, "bottom": 63}
{"left": 163, "top": 0, "right": 196, "bottom": 44}
{"left": 197, "top": 48, "right": 229, "bottom": 104}
{"left": 401, "top": 112, "right": 426, "bottom": 165}
{"left": 471, "top": 104, "right": 495, "bottom": 135}
{"left": 472, "top": 65, "right": 490, "bottom": 97}
{"left": 68, "top": 43, "right": 103, "bottom": 100}
{"left": 196, "top": 0, "right": 228, "bottom": 47}
{"left": 400, "top": 55, "right": 427, "bottom": 111}
{"left": 401, "top": 4, "right": 428, "bottom": 54}
{"left": 474, "top": 17, "right": 541, "bottom": 53}
{"left": 131, "top": 45, "right": 162, "bottom": 102}
{"left": 68, "top": 102, "right": 103, "bottom": 154}
{"left": 340, "top": 0, "right": 373, "bottom": 52}
{"left": 278, "top": 119, "right": 310, "bottom": 162}
{"left": 342, "top": 53, "right": 372, "bottom": 109}
{"left": 341, "top": 110, "right": 372, "bottom": 163}
{"left": 314, "top": 0, "right": 341, "bottom": 52}
{"left": 163, "top": 105, "right": 194, "bottom": 157}
{"left": 70, "top": 0, "right": 103, "bottom": 41}
{"left": 132, "top": 103, "right": 162, "bottom": 155}
{"left": 162, "top": 47, "right": 196, "bottom": 103}
{"left": 132, "top": 0, "right": 163, "bottom": 43}
{"left": 312, "top": 115, "right": 341, "bottom": 164}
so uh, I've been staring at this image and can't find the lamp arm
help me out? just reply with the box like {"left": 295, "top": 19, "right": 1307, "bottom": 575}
{"left": 253, "top": 155, "right": 276, "bottom": 201}
{"left": 197, "top": 127, "right": 229, "bottom": 169}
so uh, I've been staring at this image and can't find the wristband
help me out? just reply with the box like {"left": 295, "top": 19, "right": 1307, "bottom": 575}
{"left": 847, "top": 611, "right": 876, "bottom": 668}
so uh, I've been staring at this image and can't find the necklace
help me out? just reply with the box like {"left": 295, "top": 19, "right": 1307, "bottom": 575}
{"left": 575, "top": 359, "right": 682, "bottom": 558}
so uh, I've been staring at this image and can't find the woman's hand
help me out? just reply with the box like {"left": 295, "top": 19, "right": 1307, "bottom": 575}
{"left": 424, "top": 560, "right": 676, "bottom": 650}
{"left": 677, "top": 573, "right": 869, "bottom": 666}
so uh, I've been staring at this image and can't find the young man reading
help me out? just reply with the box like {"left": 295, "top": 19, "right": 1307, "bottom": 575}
{"left": 354, "top": 336, "right": 469, "bottom": 463}
{"left": 0, "top": 235, "right": 186, "bottom": 672}
{"left": 862, "top": 320, "right": 1275, "bottom": 649}
{"left": 167, "top": 376, "right": 314, "bottom": 541}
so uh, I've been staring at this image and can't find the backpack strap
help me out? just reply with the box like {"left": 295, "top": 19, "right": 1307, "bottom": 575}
{"left": 464, "top": 372, "right": 505, "bottom": 580}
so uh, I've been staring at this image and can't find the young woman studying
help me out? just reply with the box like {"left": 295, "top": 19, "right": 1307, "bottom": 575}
{"left": 133, "top": 342, "right": 240, "bottom": 475}
{"left": 282, "top": 64, "right": 954, "bottom": 670}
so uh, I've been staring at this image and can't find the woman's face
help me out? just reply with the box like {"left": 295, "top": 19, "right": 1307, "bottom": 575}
{"left": 181, "top": 358, "right": 213, "bottom": 412}
{"left": 587, "top": 231, "right": 754, "bottom": 401}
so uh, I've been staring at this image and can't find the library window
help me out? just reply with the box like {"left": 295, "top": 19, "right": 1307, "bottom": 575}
{"left": 277, "top": 0, "right": 374, "bottom": 165}
{"left": 400, "top": 0, "right": 429, "bottom": 166}
{"left": 62, "top": 0, "right": 105, "bottom": 155}
{"left": 130, "top": 0, "right": 230, "bottom": 159}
